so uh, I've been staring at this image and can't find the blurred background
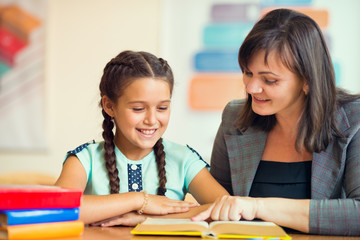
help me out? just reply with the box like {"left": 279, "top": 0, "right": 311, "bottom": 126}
{"left": 0, "top": 0, "right": 359, "bottom": 183}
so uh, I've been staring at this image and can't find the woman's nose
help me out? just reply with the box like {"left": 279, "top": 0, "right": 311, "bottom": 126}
{"left": 245, "top": 78, "right": 263, "bottom": 94}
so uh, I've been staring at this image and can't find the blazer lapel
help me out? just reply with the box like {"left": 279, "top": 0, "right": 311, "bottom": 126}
{"left": 311, "top": 107, "right": 350, "bottom": 199}
{"left": 225, "top": 128, "right": 267, "bottom": 196}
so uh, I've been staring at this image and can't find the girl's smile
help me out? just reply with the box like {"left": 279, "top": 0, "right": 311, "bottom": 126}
{"left": 137, "top": 128, "right": 157, "bottom": 137}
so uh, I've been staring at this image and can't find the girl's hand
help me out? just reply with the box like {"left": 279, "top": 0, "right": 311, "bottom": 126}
{"left": 143, "top": 194, "right": 199, "bottom": 215}
{"left": 90, "top": 212, "right": 146, "bottom": 227}
{"left": 191, "top": 196, "right": 258, "bottom": 221}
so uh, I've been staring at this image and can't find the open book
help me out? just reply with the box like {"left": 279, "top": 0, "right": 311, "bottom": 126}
{"left": 131, "top": 218, "right": 291, "bottom": 239}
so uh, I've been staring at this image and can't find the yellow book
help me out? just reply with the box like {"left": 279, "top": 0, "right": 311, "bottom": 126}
{"left": 131, "top": 218, "right": 291, "bottom": 239}
{"left": 0, "top": 220, "right": 84, "bottom": 239}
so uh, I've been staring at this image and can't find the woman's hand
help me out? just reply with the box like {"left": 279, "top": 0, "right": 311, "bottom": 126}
{"left": 90, "top": 212, "right": 146, "bottom": 227}
{"left": 191, "top": 196, "right": 258, "bottom": 221}
{"left": 143, "top": 194, "right": 199, "bottom": 215}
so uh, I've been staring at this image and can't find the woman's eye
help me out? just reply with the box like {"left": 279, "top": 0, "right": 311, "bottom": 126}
{"left": 244, "top": 71, "right": 253, "bottom": 77}
{"left": 265, "top": 79, "right": 277, "bottom": 85}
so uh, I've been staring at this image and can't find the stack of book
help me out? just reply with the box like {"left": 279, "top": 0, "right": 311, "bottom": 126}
{"left": 0, "top": 185, "right": 84, "bottom": 239}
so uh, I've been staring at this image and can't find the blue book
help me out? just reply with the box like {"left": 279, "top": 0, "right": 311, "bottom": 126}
{"left": 194, "top": 50, "right": 241, "bottom": 72}
{"left": 203, "top": 23, "right": 253, "bottom": 48}
{"left": 260, "top": 0, "right": 312, "bottom": 6}
{"left": 0, "top": 208, "right": 79, "bottom": 226}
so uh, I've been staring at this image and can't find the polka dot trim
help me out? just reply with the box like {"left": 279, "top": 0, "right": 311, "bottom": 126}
{"left": 67, "top": 140, "right": 95, "bottom": 155}
{"left": 128, "top": 163, "right": 143, "bottom": 192}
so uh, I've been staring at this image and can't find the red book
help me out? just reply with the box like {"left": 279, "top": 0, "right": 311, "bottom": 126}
{"left": 0, "top": 5, "right": 42, "bottom": 43}
{"left": 0, "top": 26, "right": 26, "bottom": 66}
{"left": 0, "top": 185, "right": 82, "bottom": 210}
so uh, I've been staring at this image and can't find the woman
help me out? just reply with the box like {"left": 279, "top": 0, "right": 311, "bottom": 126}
{"left": 193, "top": 9, "right": 360, "bottom": 236}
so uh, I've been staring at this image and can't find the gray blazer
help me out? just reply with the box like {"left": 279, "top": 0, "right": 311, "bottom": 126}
{"left": 210, "top": 99, "right": 360, "bottom": 236}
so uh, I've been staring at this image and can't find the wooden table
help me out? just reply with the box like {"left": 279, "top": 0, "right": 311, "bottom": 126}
{"left": 59, "top": 226, "right": 360, "bottom": 240}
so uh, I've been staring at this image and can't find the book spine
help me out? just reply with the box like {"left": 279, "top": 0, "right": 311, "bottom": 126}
{"left": 6, "top": 220, "right": 84, "bottom": 239}
{"left": 4, "top": 208, "right": 80, "bottom": 226}
{"left": 0, "top": 191, "right": 82, "bottom": 210}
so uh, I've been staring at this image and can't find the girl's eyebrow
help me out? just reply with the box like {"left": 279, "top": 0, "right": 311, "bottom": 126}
{"left": 127, "top": 100, "right": 171, "bottom": 104}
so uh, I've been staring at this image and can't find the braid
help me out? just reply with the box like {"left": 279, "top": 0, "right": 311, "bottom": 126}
{"left": 102, "top": 109, "right": 120, "bottom": 194}
{"left": 153, "top": 138, "right": 167, "bottom": 195}
{"left": 158, "top": 58, "right": 168, "bottom": 69}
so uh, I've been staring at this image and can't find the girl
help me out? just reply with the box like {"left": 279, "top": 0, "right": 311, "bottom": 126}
{"left": 55, "top": 50, "right": 228, "bottom": 226}
{"left": 193, "top": 9, "right": 360, "bottom": 236}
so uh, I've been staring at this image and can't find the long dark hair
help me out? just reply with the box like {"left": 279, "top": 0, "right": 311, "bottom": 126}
{"left": 237, "top": 8, "right": 359, "bottom": 153}
{"left": 99, "top": 50, "right": 174, "bottom": 194}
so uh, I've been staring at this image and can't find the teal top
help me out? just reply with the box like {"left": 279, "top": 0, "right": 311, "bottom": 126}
{"left": 64, "top": 140, "right": 208, "bottom": 200}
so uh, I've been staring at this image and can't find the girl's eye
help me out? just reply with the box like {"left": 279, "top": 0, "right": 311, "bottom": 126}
{"left": 158, "top": 106, "right": 168, "bottom": 111}
{"left": 132, "top": 108, "right": 144, "bottom": 112}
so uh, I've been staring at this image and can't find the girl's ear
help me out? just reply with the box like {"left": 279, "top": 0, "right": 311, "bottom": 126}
{"left": 102, "top": 96, "right": 115, "bottom": 118}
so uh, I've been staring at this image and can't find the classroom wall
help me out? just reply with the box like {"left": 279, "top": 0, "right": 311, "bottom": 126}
{"left": 0, "top": 0, "right": 162, "bottom": 177}
{"left": 0, "top": 0, "right": 359, "bottom": 179}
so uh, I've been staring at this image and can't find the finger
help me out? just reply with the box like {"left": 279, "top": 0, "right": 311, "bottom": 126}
{"left": 89, "top": 215, "right": 120, "bottom": 227}
{"left": 210, "top": 196, "right": 228, "bottom": 220}
{"left": 191, "top": 203, "right": 215, "bottom": 221}
{"left": 167, "top": 205, "right": 190, "bottom": 213}
{"left": 169, "top": 200, "right": 200, "bottom": 207}
{"left": 101, "top": 218, "right": 123, "bottom": 227}
{"left": 228, "top": 204, "right": 242, "bottom": 221}
{"left": 219, "top": 200, "right": 231, "bottom": 221}
{"left": 155, "top": 205, "right": 190, "bottom": 215}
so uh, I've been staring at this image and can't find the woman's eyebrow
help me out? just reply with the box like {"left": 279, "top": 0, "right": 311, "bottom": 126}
{"left": 258, "top": 71, "right": 280, "bottom": 76}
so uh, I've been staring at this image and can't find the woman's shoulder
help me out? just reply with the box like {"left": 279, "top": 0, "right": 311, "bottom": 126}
{"left": 219, "top": 99, "right": 246, "bottom": 132}
{"left": 338, "top": 98, "right": 360, "bottom": 131}
{"left": 223, "top": 99, "right": 246, "bottom": 115}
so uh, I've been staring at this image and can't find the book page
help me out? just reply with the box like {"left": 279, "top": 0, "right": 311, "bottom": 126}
{"left": 209, "top": 220, "right": 287, "bottom": 237}
{"left": 134, "top": 218, "right": 209, "bottom": 233}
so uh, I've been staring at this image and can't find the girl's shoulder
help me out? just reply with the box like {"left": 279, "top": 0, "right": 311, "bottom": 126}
{"left": 66, "top": 140, "right": 103, "bottom": 157}
{"left": 162, "top": 139, "right": 206, "bottom": 163}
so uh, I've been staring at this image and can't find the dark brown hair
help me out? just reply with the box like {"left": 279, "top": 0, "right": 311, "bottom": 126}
{"left": 237, "top": 8, "right": 359, "bottom": 153}
{"left": 99, "top": 50, "right": 174, "bottom": 194}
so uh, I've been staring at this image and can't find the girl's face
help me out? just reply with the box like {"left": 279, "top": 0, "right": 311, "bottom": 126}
{"left": 104, "top": 77, "right": 171, "bottom": 160}
{"left": 243, "top": 50, "right": 308, "bottom": 120}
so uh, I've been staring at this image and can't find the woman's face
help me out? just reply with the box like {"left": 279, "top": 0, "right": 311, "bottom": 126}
{"left": 243, "top": 50, "right": 308, "bottom": 119}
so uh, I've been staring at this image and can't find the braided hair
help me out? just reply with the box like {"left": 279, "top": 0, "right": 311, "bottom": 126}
{"left": 99, "top": 51, "right": 174, "bottom": 195}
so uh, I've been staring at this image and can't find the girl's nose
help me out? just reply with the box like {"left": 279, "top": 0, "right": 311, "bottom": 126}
{"left": 144, "top": 110, "right": 156, "bottom": 125}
